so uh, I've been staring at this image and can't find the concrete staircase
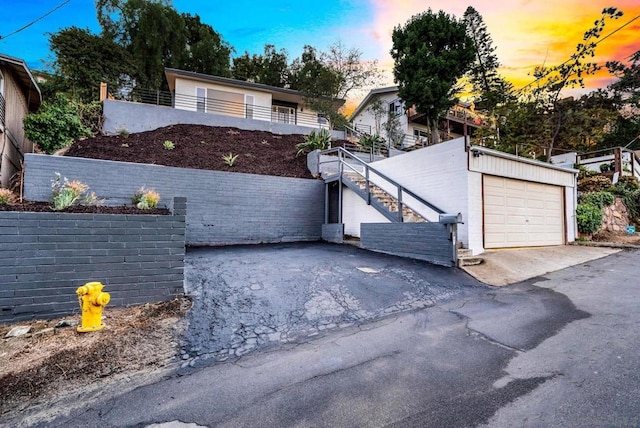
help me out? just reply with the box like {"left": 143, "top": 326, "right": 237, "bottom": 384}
{"left": 457, "top": 248, "right": 484, "bottom": 267}
{"left": 344, "top": 173, "right": 425, "bottom": 223}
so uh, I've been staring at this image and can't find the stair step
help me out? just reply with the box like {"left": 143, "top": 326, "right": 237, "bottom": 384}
{"left": 458, "top": 256, "right": 483, "bottom": 267}
{"left": 344, "top": 173, "right": 425, "bottom": 222}
{"left": 457, "top": 248, "right": 473, "bottom": 257}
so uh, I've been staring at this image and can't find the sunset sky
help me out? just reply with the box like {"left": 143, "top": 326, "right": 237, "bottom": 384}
{"left": 1, "top": 0, "right": 638, "bottom": 104}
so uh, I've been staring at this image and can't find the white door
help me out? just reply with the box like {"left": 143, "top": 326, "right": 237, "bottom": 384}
{"left": 483, "top": 175, "right": 564, "bottom": 248}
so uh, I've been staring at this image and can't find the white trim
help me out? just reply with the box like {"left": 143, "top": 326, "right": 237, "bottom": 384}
{"left": 195, "top": 86, "right": 206, "bottom": 112}
{"left": 245, "top": 94, "right": 254, "bottom": 119}
{"left": 470, "top": 145, "right": 579, "bottom": 174}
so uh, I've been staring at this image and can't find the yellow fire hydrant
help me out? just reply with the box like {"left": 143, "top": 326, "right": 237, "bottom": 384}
{"left": 76, "top": 282, "right": 110, "bottom": 333}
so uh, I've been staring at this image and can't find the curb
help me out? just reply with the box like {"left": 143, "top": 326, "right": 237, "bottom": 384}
{"left": 570, "top": 241, "right": 640, "bottom": 249}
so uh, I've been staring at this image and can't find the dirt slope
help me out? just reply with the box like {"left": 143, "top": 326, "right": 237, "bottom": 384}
{"left": 65, "top": 124, "right": 320, "bottom": 179}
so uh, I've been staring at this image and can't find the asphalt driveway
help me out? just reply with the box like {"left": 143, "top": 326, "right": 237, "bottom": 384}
{"left": 183, "top": 242, "right": 484, "bottom": 364}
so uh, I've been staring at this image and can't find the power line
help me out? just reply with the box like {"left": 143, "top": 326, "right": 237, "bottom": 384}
{"left": 0, "top": 0, "right": 71, "bottom": 40}
{"left": 516, "top": 12, "right": 640, "bottom": 93}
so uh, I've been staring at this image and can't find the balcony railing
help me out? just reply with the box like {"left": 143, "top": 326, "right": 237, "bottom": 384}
{"left": 114, "top": 86, "right": 331, "bottom": 130}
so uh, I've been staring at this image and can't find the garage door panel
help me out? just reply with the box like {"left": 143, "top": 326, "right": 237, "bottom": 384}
{"left": 506, "top": 215, "right": 527, "bottom": 225}
{"left": 484, "top": 195, "right": 505, "bottom": 206}
{"left": 507, "top": 197, "right": 526, "bottom": 208}
{"left": 505, "top": 180, "right": 526, "bottom": 190}
{"left": 484, "top": 176, "right": 564, "bottom": 249}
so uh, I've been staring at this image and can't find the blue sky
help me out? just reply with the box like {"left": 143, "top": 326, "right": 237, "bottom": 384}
{"left": 0, "top": 0, "right": 378, "bottom": 71}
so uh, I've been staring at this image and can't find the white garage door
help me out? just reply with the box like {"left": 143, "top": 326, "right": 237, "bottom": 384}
{"left": 483, "top": 175, "right": 564, "bottom": 248}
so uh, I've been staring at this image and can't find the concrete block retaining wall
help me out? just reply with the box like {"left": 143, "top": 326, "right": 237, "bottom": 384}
{"left": 360, "top": 223, "right": 454, "bottom": 267}
{"left": 0, "top": 198, "right": 186, "bottom": 323}
{"left": 24, "top": 153, "right": 325, "bottom": 246}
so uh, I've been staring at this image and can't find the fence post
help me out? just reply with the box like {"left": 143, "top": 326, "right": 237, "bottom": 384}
{"left": 397, "top": 187, "right": 403, "bottom": 222}
{"left": 365, "top": 167, "right": 371, "bottom": 205}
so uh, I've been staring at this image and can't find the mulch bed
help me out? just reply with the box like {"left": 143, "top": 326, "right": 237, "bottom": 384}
{"left": 0, "top": 202, "right": 169, "bottom": 215}
{"left": 64, "top": 124, "right": 332, "bottom": 179}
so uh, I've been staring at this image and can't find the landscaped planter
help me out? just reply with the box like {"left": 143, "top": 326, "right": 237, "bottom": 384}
{"left": 0, "top": 198, "right": 186, "bottom": 323}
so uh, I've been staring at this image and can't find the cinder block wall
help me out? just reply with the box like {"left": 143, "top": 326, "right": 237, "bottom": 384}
{"left": 360, "top": 223, "right": 454, "bottom": 267}
{"left": 0, "top": 198, "right": 186, "bottom": 323}
{"left": 24, "top": 154, "right": 325, "bottom": 246}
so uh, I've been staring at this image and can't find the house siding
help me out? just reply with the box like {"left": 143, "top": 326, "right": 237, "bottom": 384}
{"left": 175, "top": 77, "right": 272, "bottom": 119}
{"left": 351, "top": 91, "right": 408, "bottom": 138}
{"left": 0, "top": 67, "right": 32, "bottom": 187}
{"left": 366, "top": 137, "right": 471, "bottom": 244}
{"left": 342, "top": 187, "right": 390, "bottom": 237}
{"left": 469, "top": 151, "right": 575, "bottom": 187}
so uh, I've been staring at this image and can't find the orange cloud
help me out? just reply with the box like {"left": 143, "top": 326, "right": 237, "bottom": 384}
{"left": 367, "top": 0, "right": 640, "bottom": 95}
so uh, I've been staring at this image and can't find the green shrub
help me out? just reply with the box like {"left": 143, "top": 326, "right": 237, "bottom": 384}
{"left": 163, "top": 140, "right": 175, "bottom": 150}
{"left": 132, "top": 187, "right": 160, "bottom": 209}
{"left": 359, "top": 134, "right": 385, "bottom": 152}
{"left": 296, "top": 129, "right": 332, "bottom": 156}
{"left": 577, "top": 166, "right": 597, "bottom": 180}
{"left": 578, "top": 175, "right": 612, "bottom": 193}
{"left": 50, "top": 173, "right": 100, "bottom": 210}
{"left": 615, "top": 175, "right": 639, "bottom": 191}
{"left": 0, "top": 188, "right": 16, "bottom": 205}
{"left": 77, "top": 101, "right": 103, "bottom": 134}
{"left": 222, "top": 153, "right": 239, "bottom": 166}
{"left": 576, "top": 202, "right": 603, "bottom": 235}
{"left": 578, "top": 191, "right": 615, "bottom": 209}
{"left": 24, "top": 94, "right": 91, "bottom": 154}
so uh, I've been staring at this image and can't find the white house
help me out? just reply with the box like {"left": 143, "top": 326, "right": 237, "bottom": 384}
{"left": 165, "top": 68, "right": 342, "bottom": 130}
{"left": 349, "top": 86, "right": 484, "bottom": 149}
{"left": 337, "top": 137, "right": 578, "bottom": 256}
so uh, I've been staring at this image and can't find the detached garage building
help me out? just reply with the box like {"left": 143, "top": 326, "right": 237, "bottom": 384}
{"left": 341, "top": 137, "right": 577, "bottom": 256}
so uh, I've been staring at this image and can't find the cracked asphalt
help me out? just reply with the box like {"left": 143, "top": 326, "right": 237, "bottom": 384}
{"left": 9, "top": 246, "right": 640, "bottom": 427}
{"left": 182, "top": 242, "right": 482, "bottom": 365}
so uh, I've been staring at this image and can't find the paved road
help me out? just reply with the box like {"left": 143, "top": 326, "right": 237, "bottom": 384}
{"left": 14, "top": 247, "right": 640, "bottom": 427}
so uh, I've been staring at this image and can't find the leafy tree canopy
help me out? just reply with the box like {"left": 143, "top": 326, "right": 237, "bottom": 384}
{"left": 49, "top": 26, "right": 135, "bottom": 102}
{"left": 462, "top": 6, "right": 513, "bottom": 113}
{"left": 232, "top": 44, "right": 290, "bottom": 87}
{"left": 390, "top": 8, "right": 475, "bottom": 142}
{"left": 95, "top": 0, "right": 231, "bottom": 89}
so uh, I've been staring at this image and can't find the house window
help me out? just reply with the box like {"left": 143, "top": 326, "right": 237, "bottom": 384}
{"left": 196, "top": 87, "right": 205, "bottom": 112}
{"left": 272, "top": 105, "right": 295, "bottom": 124}
{"left": 413, "top": 128, "right": 429, "bottom": 145}
{"left": 245, "top": 95, "right": 254, "bottom": 119}
{"left": 389, "top": 99, "right": 403, "bottom": 116}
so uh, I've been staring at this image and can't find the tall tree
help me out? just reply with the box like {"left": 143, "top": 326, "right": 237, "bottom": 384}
{"left": 96, "top": 0, "right": 232, "bottom": 88}
{"left": 232, "top": 44, "right": 290, "bottom": 87}
{"left": 462, "top": 6, "right": 512, "bottom": 113}
{"left": 391, "top": 9, "right": 475, "bottom": 143}
{"left": 322, "top": 41, "right": 381, "bottom": 102}
{"left": 289, "top": 42, "right": 381, "bottom": 128}
{"left": 607, "top": 49, "right": 640, "bottom": 109}
{"left": 49, "top": 26, "right": 135, "bottom": 101}
{"left": 527, "top": 7, "right": 623, "bottom": 160}
{"left": 289, "top": 45, "right": 345, "bottom": 128}
{"left": 179, "top": 13, "right": 232, "bottom": 77}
